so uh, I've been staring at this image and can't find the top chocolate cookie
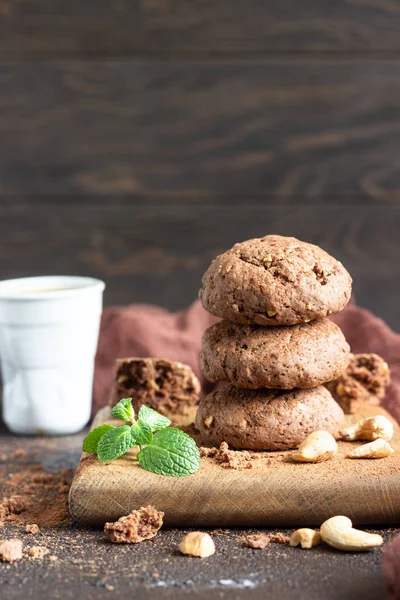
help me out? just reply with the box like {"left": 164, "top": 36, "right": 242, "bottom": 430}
{"left": 199, "top": 235, "right": 352, "bottom": 325}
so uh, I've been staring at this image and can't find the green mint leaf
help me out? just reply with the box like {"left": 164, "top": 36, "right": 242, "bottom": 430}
{"left": 82, "top": 424, "right": 115, "bottom": 454}
{"left": 97, "top": 425, "right": 132, "bottom": 462}
{"left": 137, "top": 428, "right": 200, "bottom": 477}
{"left": 111, "top": 398, "right": 135, "bottom": 422}
{"left": 131, "top": 420, "right": 153, "bottom": 446}
{"left": 138, "top": 405, "right": 172, "bottom": 432}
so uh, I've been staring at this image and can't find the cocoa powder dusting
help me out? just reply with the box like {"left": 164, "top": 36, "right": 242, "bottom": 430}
{"left": 0, "top": 465, "right": 72, "bottom": 527}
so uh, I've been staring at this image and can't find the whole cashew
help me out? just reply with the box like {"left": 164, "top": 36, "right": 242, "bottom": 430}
{"left": 320, "top": 516, "right": 383, "bottom": 551}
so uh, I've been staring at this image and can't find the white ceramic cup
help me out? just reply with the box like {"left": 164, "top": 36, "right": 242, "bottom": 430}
{"left": 0, "top": 276, "right": 105, "bottom": 435}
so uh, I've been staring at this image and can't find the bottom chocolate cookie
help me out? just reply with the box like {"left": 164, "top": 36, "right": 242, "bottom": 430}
{"left": 195, "top": 385, "right": 344, "bottom": 451}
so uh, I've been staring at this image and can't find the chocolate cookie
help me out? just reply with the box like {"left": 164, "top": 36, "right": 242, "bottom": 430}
{"left": 326, "top": 353, "right": 390, "bottom": 414}
{"left": 195, "top": 385, "right": 344, "bottom": 451}
{"left": 201, "top": 318, "right": 350, "bottom": 389}
{"left": 113, "top": 357, "right": 200, "bottom": 422}
{"left": 199, "top": 235, "right": 352, "bottom": 325}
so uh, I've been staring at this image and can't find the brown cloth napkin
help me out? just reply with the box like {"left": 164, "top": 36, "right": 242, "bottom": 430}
{"left": 94, "top": 299, "right": 400, "bottom": 596}
{"left": 384, "top": 535, "right": 400, "bottom": 600}
{"left": 94, "top": 299, "right": 400, "bottom": 422}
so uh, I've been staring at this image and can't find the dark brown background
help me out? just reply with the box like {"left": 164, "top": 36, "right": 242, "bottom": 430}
{"left": 1, "top": 1, "right": 400, "bottom": 330}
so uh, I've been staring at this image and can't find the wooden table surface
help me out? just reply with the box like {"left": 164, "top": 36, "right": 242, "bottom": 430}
{"left": 0, "top": 420, "right": 397, "bottom": 600}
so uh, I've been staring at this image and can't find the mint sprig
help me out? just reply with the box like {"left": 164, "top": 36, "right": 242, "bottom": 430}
{"left": 97, "top": 425, "right": 132, "bottom": 462}
{"left": 111, "top": 398, "right": 135, "bottom": 422}
{"left": 83, "top": 424, "right": 115, "bottom": 453}
{"left": 82, "top": 398, "right": 200, "bottom": 477}
{"left": 138, "top": 405, "right": 171, "bottom": 432}
{"left": 130, "top": 420, "right": 153, "bottom": 446}
{"left": 137, "top": 428, "right": 200, "bottom": 477}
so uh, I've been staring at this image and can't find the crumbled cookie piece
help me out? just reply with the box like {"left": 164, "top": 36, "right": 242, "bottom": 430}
{"left": 0, "top": 495, "right": 27, "bottom": 519}
{"left": 14, "top": 448, "right": 27, "bottom": 459}
{"left": 243, "top": 533, "right": 271, "bottom": 549}
{"left": 327, "top": 353, "right": 390, "bottom": 413}
{"left": 200, "top": 442, "right": 257, "bottom": 469}
{"left": 104, "top": 506, "right": 164, "bottom": 544}
{"left": 28, "top": 546, "right": 49, "bottom": 559}
{"left": 271, "top": 533, "right": 291, "bottom": 544}
{"left": 199, "top": 447, "right": 218, "bottom": 458}
{"left": 25, "top": 523, "right": 40, "bottom": 535}
{"left": 113, "top": 357, "right": 200, "bottom": 419}
{"left": 0, "top": 539, "right": 23, "bottom": 562}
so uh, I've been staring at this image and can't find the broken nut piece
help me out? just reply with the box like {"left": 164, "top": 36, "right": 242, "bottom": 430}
{"left": 179, "top": 532, "right": 215, "bottom": 558}
{"left": 292, "top": 431, "right": 338, "bottom": 463}
{"left": 320, "top": 516, "right": 383, "bottom": 551}
{"left": 267, "top": 310, "right": 277, "bottom": 317}
{"left": 290, "top": 528, "right": 322, "bottom": 549}
{"left": 346, "top": 438, "right": 394, "bottom": 459}
{"left": 340, "top": 415, "right": 393, "bottom": 442}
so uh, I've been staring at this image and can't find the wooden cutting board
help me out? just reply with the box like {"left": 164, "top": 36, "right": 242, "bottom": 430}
{"left": 69, "top": 404, "right": 400, "bottom": 528}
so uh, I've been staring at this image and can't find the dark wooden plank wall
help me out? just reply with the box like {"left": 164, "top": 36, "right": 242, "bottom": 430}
{"left": 0, "top": 1, "right": 399, "bottom": 330}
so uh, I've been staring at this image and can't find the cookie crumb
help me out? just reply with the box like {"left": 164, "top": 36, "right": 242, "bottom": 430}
{"left": 200, "top": 442, "right": 257, "bottom": 470}
{"left": 28, "top": 546, "right": 49, "bottom": 559}
{"left": 271, "top": 533, "right": 291, "bottom": 544}
{"left": 25, "top": 523, "right": 40, "bottom": 535}
{"left": 199, "top": 447, "right": 218, "bottom": 458}
{"left": 104, "top": 505, "right": 164, "bottom": 544}
{"left": 14, "top": 448, "right": 27, "bottom": 459}
{"left": 243, "top": 533, "right": 270, "bottom": 549}
{"left": 0, "top": 539, "right": 23, "bottom": 562}
{"left": 0, "top": 495, "right": 27, "bottom": 519}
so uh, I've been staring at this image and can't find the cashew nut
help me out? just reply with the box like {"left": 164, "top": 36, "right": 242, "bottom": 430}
{"left": 292, "top": 431, "right": 337, "bottom": 463}
{"left": 347, "top": 438, "right": 394, "bottom": 459}
{"left": 290, "top": 528, "right": 322, "bottom": 549}
{"left": 320, "top": 516, "right": 383, "bottom": 551}
{"left": 340, "top": 415, "right": 393, "bottom": 442}
{"left": 179, "top": 532, "right": 215, "bottom": 558}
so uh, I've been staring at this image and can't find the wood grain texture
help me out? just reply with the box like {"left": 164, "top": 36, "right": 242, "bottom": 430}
{"left": 69, "top": 404, "right": 400, "bottom": 527}
{"left": 2, "top": 0, "right": 400, "bottom": 60}
{"left": 0, "top": 203, "right": 399, "bottom": 329}
{"left": 1, "top": 61, "right": 400, "bottom": 199}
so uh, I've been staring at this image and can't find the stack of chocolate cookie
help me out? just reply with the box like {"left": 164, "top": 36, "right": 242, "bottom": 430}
{"left": 196, "top": 235, "right": 352, "bottom": 450}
